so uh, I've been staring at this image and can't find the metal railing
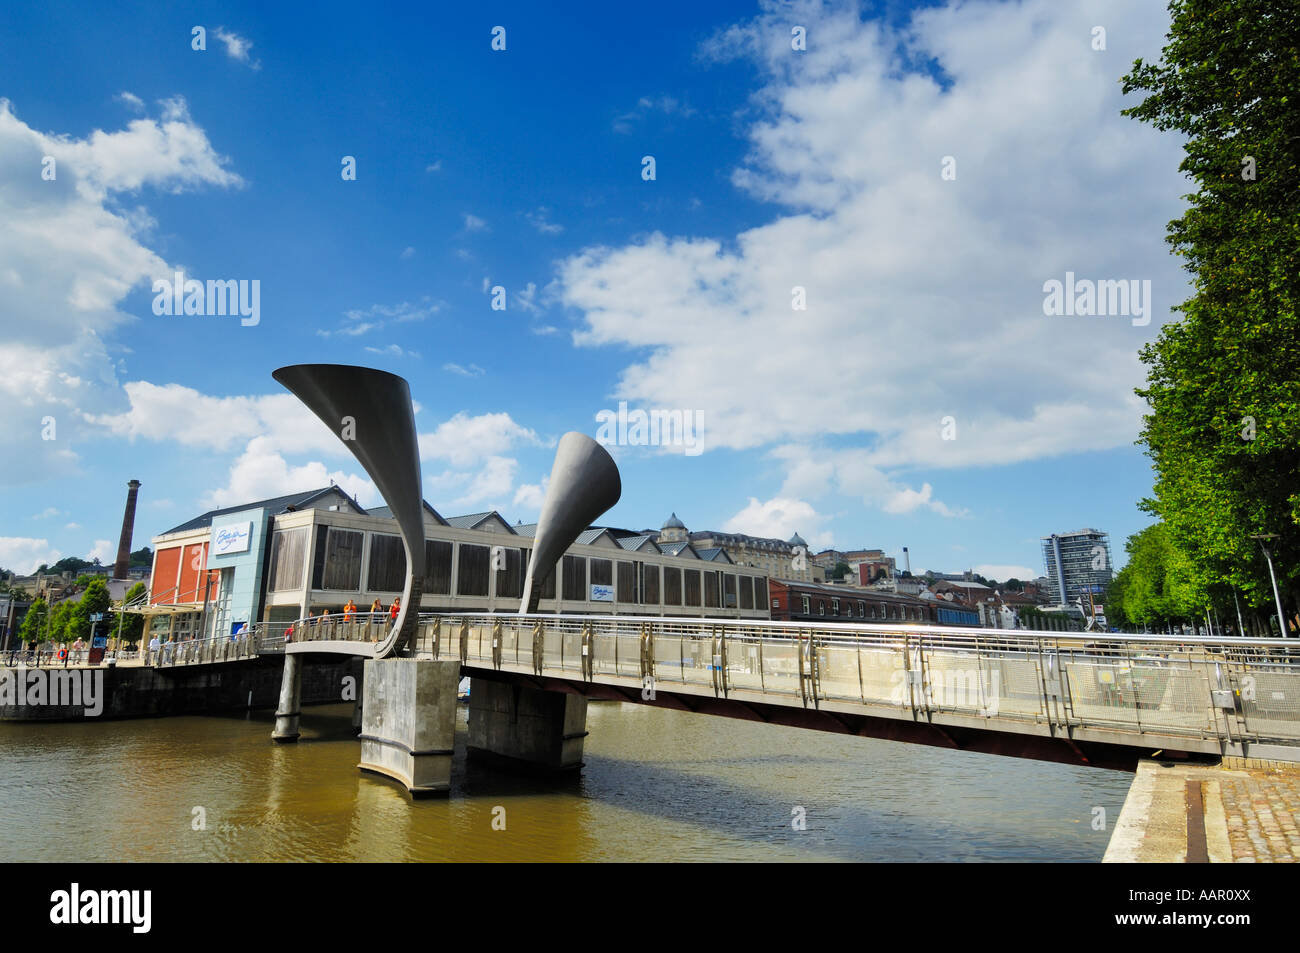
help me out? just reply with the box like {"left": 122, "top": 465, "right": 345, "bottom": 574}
{"left": 402, "top": 613, "right": 1300, "bottom": 749}
{"left": 146, "top": 633, "right": 260, "bottom": 668}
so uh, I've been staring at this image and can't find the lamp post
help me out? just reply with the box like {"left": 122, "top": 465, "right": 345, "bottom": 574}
{"left": 1250, "top": 534, "right": 1288, "bottom": 637}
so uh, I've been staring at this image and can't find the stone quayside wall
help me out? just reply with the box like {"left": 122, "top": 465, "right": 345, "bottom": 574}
{"left": 0, "top": 656, "right": 360, "bottom": 722}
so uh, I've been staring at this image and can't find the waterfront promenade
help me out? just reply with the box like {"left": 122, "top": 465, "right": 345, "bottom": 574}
{"left": 1105, "top": 758, "right": 1300, "bottom": 862}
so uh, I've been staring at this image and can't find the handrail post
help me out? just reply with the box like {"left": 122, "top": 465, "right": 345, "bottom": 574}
{"left": 492, "top": 619, "right": 503, "bottom": 669}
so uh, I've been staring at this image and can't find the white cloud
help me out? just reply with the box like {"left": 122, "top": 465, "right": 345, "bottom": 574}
{"left": 87, "top": 539, "right": 114, "bottom": 563}
{"left": 0, "top": 97, "right": 242, "bottom": 486}
{"left": 0, "top": 537, "right": 61, "bottom": 574}
{"left": 400, "top": 246, "right": 415, "bottom": 260}
{"left": 464, "top": 214, "right": 488, "bottom": 232}
{"left": 213, "top": 27, "right": 260, "bottom": 69}
{"left": 32, "top": 507, "right": 63, "bottom": 520}
{"left": 91, "top": 381, "right": 340, "bottom": 455}
{"left": 425, "top": 160, "right": 442, "bottom": 173}
{"left": 525, "top": 207, "right": 563, "bottom": 234}
{"left": 427, "top": 456, "right": 519, "bottom": 511}
{"left": 200, "top": 437, "right": 378, "bottom": 510}
{"left": 513, "top": 478, "right": 548, "bottom": 511}
{"left": 364, "top": 344, "right": 420, "bottom": 359}
{"left": 64, "top": 522, "right": 81, "bottom": 531}
{"left": 515, "top": 282, "right": 541, "bottom": 314}
{"left": 973, "top": 564, "right": 1037, "bottom": 582}
{"left": 116, "top": 92, "right": 144, "bottom": 112}
{"left": 418, "top": 412, "right": 543, "bottom": 468}
{"left": 559, "top": 0, "right": 1185, "bottom": 515}
{"left": 442, "top": 362, "right": 485, "bottom": 377}
{"left": 613, "top": 95, "right": 696, "bottom": 133}
{"left": 722, "top": 496, "right": 832, "bottom": 550}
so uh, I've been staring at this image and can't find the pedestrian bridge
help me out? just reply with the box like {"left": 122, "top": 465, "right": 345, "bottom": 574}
{"left": 268, "top": 612, "right": 1300, "bottom": 776}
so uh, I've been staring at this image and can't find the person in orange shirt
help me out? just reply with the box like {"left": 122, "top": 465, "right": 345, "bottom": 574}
{"left": 389, "top": 596, "right": 400, "bottom": 625}
{"left": 343, "top": 599, "right": 356, "bottom": 623}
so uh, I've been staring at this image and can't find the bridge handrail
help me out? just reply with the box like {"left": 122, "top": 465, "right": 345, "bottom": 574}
{"left": 412, "top": 611, "right": 1299, "bottom": 653}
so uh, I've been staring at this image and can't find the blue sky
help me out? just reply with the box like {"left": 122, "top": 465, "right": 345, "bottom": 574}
{"left": 0, "top": 0, "right": 1185, "bottom": 580}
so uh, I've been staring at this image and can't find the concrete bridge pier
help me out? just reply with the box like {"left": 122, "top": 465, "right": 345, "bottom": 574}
{"left": 467, "top": 678, "right": 588, "bottom": 771}
{"left": 272, "top": 654, "right": 302, "bottom": 743}
{"left": 358, "top": 658, "right": 460, "bottom": 795}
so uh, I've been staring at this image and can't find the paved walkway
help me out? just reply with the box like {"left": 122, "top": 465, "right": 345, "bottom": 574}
{"left": 1105, "top": 757, "right": 1300, "bottom": 862}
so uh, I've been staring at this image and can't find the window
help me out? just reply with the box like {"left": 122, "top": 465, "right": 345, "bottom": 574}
{"left": 537, "top": 559, "right": 557, "bottom": 601}
{"left": 367, "top": 533, "right": 406, "bottom": 592}
{"left": 495, "top": 547, "right": 525, "bottom": 600}
{"left": 561, "top": 555, "right": 586, "bottom": 601}
{"left": 739, "top": 576, "right": 754, "bottom": 610}
{"left": 684, "top": 570, "right": 702, "bottom": 607}
{"left": 663, "top": 566, "right": 682, "bottom": 605}
{"left": 307, "top": 527, "right": 363, "bottom": 591}
{"left": 457, "top": 544, "right": 490, "bottom": 597}
{"left": 642, "top": 564, "right": 660, "bottom": 605}
{"left": 818, "top": 601, "right": 825, "bottom": 616}
{"left": 857, "top": 601, "right": 865, "bottom": 617}
{"left": 772, "top": 598, "right": 780, "bottom": 610}
{"left": 425, "top": 540, "right": 452, "bottom": 595}
{"left": 616, "top": 561, "right": 638, "bottom": 603}
{"left": 832, "top": 598, "right": 840, "bottom": 616}
{"left": 268, "top": 528, "right": 307, "bottom": 591}
{"left": 753, "top": 577, "right": 768, "bottom": 607}
{"left": 704, "top": 571, "right": 721, "bottom": 608}
{"left": 723, "top": 574, "right": 737, "bottom": 608}
{"left": 801, "top": 595, "right": 810, "bottom": 615}
{"left": 590, "top": 559, "right": 612, "bottom": 601}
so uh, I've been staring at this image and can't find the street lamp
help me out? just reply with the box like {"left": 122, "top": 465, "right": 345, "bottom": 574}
{"left": 1250, "top": 534, "right": 1289, "bottom": 637}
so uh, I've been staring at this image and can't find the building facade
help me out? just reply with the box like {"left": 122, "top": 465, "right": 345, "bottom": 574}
{"left": 657, "top": 515, "right": 815, "bottom": 582}
{"left": 767, "top": 579, "right": 980, "bottom": 627}
{"left": 145, "top": 489, "right": 774, "bottom": 643}
{"left": 1041, "top": 529, "right": 1113, "bottom": 606}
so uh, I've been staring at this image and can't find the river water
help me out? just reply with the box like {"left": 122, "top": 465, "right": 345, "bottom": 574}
{"left": 0, "top": 702, "right": 1133, "bottom": 862}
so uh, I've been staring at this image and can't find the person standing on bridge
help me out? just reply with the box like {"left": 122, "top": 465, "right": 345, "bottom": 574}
{"left": 343, "top": 599, "right": 356, "bottom": 624}
{"left": 369, "top": 598, "right": 382, "bottom": 622}
{"left": 389, "top": 597, "right": 400, "bottom": 626}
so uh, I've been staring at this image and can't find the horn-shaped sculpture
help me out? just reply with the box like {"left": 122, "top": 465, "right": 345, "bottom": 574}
{"left": 520, "top": 432, "right": 621, "bottom": 613}
{"left": 272, "top": 364, "right": 424, "bottom": 658}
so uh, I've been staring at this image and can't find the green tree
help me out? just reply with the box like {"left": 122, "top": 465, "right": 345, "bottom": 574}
{"left": 129, "top": 546, "right": 152, "bottom": 568}
{"left": 46, "top": 601, "right": 74, "bottom": 644}
{"left": 67, "top": 578, "right": 112, "bottom": 644}
{"left": 1115, "top": 524, "right": 1199, "bottom": 630}
{"left": 17, "top": 597, "right": 48, "bottom": 646}
{"left": 1121, "top": 0, "right": 1300, "bottom": 627}
{"left": 831, "top": 562, "right": 850, "bottom": 580}
{"left": 108, "top": 581, "right": 147, "bottom": 647}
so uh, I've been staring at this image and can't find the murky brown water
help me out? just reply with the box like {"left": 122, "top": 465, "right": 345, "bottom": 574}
{"left": 0, "top": 702, "right": 1133, "bottom": 861}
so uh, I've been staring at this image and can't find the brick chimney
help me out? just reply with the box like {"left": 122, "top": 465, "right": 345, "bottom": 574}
{"left": 113, "top": 480, "right": 142, "bottom": 580}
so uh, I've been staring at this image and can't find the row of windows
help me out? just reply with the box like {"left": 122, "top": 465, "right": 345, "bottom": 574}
{"left": 267, "top": 528, "right": 768, "bottom": 609}
{"left": 780, "top": 593, "right": 928, "bottom": 622}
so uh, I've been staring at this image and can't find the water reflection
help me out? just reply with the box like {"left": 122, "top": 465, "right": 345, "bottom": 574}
{"left": 0, "top": 702, "right": 1132, "bottom": 862}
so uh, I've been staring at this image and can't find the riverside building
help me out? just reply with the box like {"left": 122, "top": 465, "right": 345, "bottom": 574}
{"left": 143, "top": 487, "right": 772, "bottom": 643}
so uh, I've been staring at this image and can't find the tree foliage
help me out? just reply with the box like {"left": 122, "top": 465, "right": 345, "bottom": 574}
{"left": 17, "top": 597, "right": 47, "bottom": 645}
{"left": 1121, "top": 0, "right": 1300, "bottom": 619}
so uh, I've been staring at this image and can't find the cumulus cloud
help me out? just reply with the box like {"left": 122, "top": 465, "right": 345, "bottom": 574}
{"left": 525, "top": 207, "right": 563, "bottom": 234}
{"left": 201, "top": 437, "right": 378, "bottom": 510}
{"left": 463, "top": 214, "right": 488, "bottom": 232}
{"left": 0, "top": 97, "right": 242, "bottom": 486}
{"left": 0, "top": 537, "right": 61, "bottom": 575}
{"left": 87, "top": 539, "right": 115, "bottom": 563}
{"left": 418, "top": 412, "right": 544, "bottom": 469}
{"left": 558, "top": 0, "right": 1185, "bottom": 516}
{"left": 722, "top": 496, "right": 833, "bottom": 550}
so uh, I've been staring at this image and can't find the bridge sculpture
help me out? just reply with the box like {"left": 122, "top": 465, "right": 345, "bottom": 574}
{"left": 252, "top": 365, "right": 1300, "bottom": 794}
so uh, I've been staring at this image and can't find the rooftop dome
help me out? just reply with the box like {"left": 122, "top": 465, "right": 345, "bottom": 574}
{"left": 788, "top": 531, "right": 807, "bottom": 547}
{"left": 662, "top": 512, "right": 686, "bottom": 530}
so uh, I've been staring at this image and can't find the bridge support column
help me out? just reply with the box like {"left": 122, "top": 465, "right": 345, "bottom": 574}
{"left": 467, "top": 678, "right": 587, "bottom": 771}
{"left": 358, "top": 658, "right": 459, "bottom": 795}
{"left": 272, "top": 653, "right": 302, "bottom": 743}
